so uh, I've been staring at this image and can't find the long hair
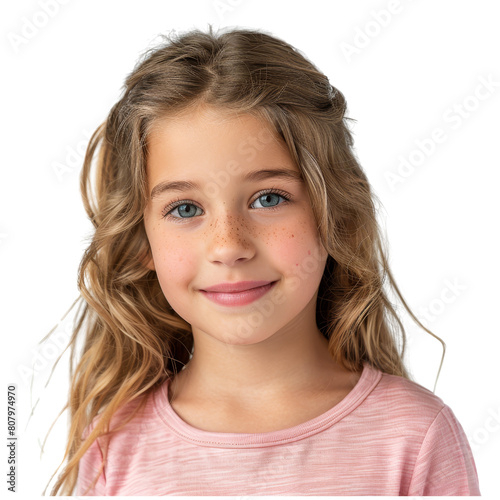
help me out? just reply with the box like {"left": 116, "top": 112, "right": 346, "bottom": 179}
{"left": 47, "top": 25, "right": 445, "bottom": 495}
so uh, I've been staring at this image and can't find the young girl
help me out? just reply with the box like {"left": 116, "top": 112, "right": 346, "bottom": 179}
{"left": 49, "top": 26, "right": 480, "bottom": 495}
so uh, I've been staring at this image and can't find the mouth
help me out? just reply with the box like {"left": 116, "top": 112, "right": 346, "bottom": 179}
{"left": 199, "top": 280, "right": 278, "bottom": 307}
{"left": 200, "top": 280, "right": 277, "bottom": 293}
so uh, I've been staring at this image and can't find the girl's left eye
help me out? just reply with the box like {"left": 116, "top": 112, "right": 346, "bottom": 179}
{"left": 161, "top": 189, "right": 292, "bottom": 222}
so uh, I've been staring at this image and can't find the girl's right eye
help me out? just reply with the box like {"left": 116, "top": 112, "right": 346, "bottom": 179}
{"left": 161, "top": 201, "right": 203, "bottom": 222}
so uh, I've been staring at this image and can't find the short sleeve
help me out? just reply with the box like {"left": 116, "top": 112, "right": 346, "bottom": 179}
{"left": 407, "top": 404, "right": 481, "bottom": 495}
{"left": 75, "top": 425, "right": 107, "bottom": 496}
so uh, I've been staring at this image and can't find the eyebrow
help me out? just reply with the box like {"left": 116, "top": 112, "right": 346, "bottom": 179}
{"left": 150, "top": 168, "right": 303, "bottom": 200}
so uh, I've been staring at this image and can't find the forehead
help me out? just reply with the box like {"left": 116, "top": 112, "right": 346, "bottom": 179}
{"left": 145, "top": 106, "right": 296, "bottom": 183}
{"left": 148, "top": 104, "right": 276, "bottom": 140}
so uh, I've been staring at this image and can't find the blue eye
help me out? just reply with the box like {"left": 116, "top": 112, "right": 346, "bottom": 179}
{"left": 167, "top": 203, "right": 203, "bottom": 219}
{"left": 161, "top": 188, "right": 291, "bottom": 222}
{"left": 252, "top": 192, "right": 283, "bottom": 209}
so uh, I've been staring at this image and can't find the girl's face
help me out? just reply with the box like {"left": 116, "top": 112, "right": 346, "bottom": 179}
{"left": 143, "top": 105, "right": 328, "bottom": 346}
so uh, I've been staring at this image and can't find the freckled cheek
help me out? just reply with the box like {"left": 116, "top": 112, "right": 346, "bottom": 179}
{"left": 264, "top": 219, "right": 317, "bottom": 272}
{"left": 153, "top": 243, "right": 198, "bottom": 292}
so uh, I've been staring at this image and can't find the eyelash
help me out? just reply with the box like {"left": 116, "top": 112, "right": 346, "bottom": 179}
{"left": 161, "top": 188, "right": 292, "bottom": 223}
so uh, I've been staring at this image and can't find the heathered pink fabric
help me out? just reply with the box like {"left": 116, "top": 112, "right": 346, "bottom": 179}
{"left": 76, "top": 361, "right": 480, "bottom": 495}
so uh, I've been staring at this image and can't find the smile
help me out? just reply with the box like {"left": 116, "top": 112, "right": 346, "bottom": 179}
{"left": 200, "top": 281, "right": 278, "bottom": 307}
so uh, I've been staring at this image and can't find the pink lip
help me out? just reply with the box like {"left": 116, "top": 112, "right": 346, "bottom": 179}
{"left": 201, "top": 281, "right": 274, "bottom": 293}
{"left": 200, "top": 281, "right": 278, "bottom": 307}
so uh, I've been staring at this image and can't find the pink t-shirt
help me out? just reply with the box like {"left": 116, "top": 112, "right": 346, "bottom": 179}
{"left": 76, "top": 361, "right": 481, "bottom": 495}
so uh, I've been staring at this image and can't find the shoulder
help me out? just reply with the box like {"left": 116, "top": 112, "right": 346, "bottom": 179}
{"left": 362, "top": 365, "right": 481, "bottom": 492}
{"left": 377, "top": 369, "right": 445, "bottom": 410}
{"left": 371, "top": 372, "right": 483, "bottom": 495}
{"left": 82, "top": 384, "right": 162, "bottom": 445}
{"left": 364, "top": 365, "right": 447, "bottom": 434}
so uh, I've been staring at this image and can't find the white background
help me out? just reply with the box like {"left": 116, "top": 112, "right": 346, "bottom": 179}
{"left": 2, "top": 0, "right": 499, "bottom": 497}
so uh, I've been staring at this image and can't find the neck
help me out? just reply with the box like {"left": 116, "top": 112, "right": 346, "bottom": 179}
{"left": 169, "top": 311, "right": 346, "bottom": 407}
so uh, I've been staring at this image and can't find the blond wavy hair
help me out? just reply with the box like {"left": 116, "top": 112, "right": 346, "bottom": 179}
{"left": 47, "top": 25, "right": 445, "bottom": 495}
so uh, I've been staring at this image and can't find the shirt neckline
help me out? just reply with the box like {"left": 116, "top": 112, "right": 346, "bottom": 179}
{"left": 153, "top": 360, "right": 382, "bottom": 448}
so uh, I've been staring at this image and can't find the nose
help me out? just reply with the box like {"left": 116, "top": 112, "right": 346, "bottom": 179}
{"left": 205, "top": 213, "right": 255, "bottom": 266}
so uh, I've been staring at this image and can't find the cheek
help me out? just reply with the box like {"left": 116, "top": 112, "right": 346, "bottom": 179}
{"left": 152, "top": 239, "right": 197, "bottom": 294}
{"left": 264, "top": 215, "right": 325, "bottom": 277}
